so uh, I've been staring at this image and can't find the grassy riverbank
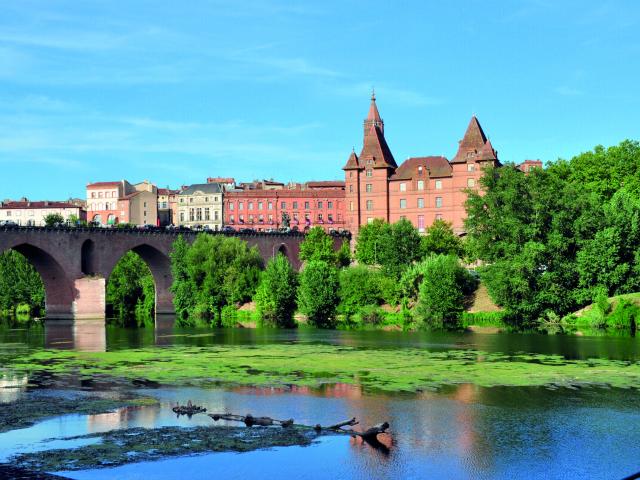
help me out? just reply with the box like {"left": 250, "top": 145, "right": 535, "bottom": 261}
{"left": 6, "top": 344, "right": 640, "bottom": 392}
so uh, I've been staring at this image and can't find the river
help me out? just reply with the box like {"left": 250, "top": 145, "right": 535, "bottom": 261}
{"left": 1, "top": 319, "right": 640, "bottom": 479}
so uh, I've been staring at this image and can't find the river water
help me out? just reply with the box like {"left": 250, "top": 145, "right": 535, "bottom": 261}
{"left": 1, "top": 319, "right": 640, "bottom": 479}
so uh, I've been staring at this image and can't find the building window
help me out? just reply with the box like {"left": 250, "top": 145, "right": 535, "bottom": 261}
{"left": 258, "top": 202, "right": 263, "bottom": 210}
{"left": 349, "top": 171, "right": 353, "bottom": 178}
{"left": 467, "top": 178, "right": 476, "bottom": 187}
{"left": 349, "top": 185, "right": 353, "bottom": 193}
{"left": 180, "top": 212, "right": 184, "bottom": 222}
{"left": 318, "top": 201, "right": 323, "bottom": 209}
{"left": 204, "top": 208, "right": 210, "bottom": 220}
{"left": 189, "top": 198, "right": 193, "bottom": 203}
{"left": 248, "top": 202, "right": 253, "bottom": 210}
{"left": 98, "top": 192, "right": 103, "bottom": 198}
{"left": 400, "top": 183, "right": 406, "bottom": 192}
{"left": 328, "top": 201, "right": 333, "bottom": 209}
{"left": 467, "top": 163, "right": 475, "bottom": 172}
{"left": 214, "top": 197, "right": 218, "bottom": 202}
{"left": 367, "top": 217, "right": 374, "bottom": 224}
{"left": 249, "top": 215, "right": 254, "bottom": 223}
{"left": 436, "top": 197, "right": 442, "bottom": 208}
{"left": 304, "top": 201, "right": 310, "bottom": 209}
{"left": 418, "top": 166, "right": 423, "bottom": 175}
{"left": 281, "top": 201, "right": 286, "bottom": 209}
{"left": 418, "top": 198, "right": 424, "bottom": 208}
{"left": 91, "top": 192, "right": 96, "bottom": 198}
{"left": 293, "top": 212, "right": 299, "bottom": 220}
{"left": 349, "top": 201, "right": 354, "bottom": 211}
{"left": 366, "top": 200, "right": 373, "bottom": 211}
{"left": 189, "top": 209, "right": 195, "bottom": 221}
{"left": 400, "top": 199, "right": 407, "bottom": 209}
{"left": 418, "top": 215, "right": 425, "bottom": 232}
{"left": 215, "top": 211, "right": 219, "bottom": 221}
{"left": 366, "top": 169, "right": 372, "bottom": 177}
{"left": 417, "top": 180, "right": 424, "bottom": 190}
{"left": 268, "top": 214, "right": 273, "bottom": 222}
{"left": 230, "top": 214, "right": 235, "bottom": 222}
{"left": 366, "top": 184, "right": 372, "bottom": 193}
{"left": 205, "top": 197, "right": 209, "bottom": 203}
{"left": 196, "top": 208, "right": 202, "bottom": 221}
{"left": 436, "top": 213, "right": 443, "bottom": 220}
{"left": 240, "top": 214, "right": 244, "bottom": 223}
{"left": 435, "top": 180, "right": 442, "bottom": 190}
{"left": 293, "top": 201, "right": 298, "bottom": 209}
{"left": 268, "top": 202, "right": 273, "bottom": 210}
{"left": 239, "top": 202, "right": 244, "bottom": 210}
{"left": 229, "top": 203, "right": 234, "bottom": 211}
{"left": 318, "top": 213, "right": 323, "bottom": 221}
{"left": 180, "top": 198, "right": 184, "bottom": 203}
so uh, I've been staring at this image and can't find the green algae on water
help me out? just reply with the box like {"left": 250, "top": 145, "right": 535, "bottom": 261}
{"left": 5, "top": 345, "right": 640, "bottom": 392}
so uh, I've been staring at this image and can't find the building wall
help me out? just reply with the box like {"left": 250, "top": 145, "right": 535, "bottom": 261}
{"left": 129, "top": 190, "right": 158, "bottom": 226}
{"left": 0, "top": 206, "right": 85, "bottom": 226}
{"left": 224, "top": 189, "right": 346, "bottom": 232}
{"left": 177, "top": 191, "right": 223, "bottom": 230}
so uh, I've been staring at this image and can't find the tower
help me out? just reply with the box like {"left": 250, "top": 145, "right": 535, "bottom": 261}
{"left": 343, "top": 93, "right": 397, "bottom": 233}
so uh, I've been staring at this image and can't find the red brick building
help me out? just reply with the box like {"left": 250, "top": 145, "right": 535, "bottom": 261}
{"left": 344, "top": 94, "right": 503, "bottom": 234}
{"left": 223, "top": 180, "right": 346, "bottom": 232}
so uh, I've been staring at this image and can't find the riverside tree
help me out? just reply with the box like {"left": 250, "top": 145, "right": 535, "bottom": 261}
{"left": 465, "top": 140, "right": 640, "bottom": 325}
{"left": 0, "top": 250, "right": 44, "bottom": 317}
{"left": 170, "top": 234, "right": 263, "bottom": 323}
{"left": 297, "top": 260, "right": 339, "bottom": 328}
{"left": 415, "top": 254, "right": 476, "bottom": 329}
{"left": 299, "top": 226, "right": 337, "bottom": 264}
{"left": 255, "top": 253, "right": 298, "bottom": 328}
{"left": 106, "top": 251, "right": 155, "bottom": 326}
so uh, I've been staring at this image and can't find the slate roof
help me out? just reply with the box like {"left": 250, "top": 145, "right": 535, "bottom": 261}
{"left": 391, "top": 156, "right": 452, "bottom": 180}
{"left": 180, "top": 183, "right": 222, "bottom": 195}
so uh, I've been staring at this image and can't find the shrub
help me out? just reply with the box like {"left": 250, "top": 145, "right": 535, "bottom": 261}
{"left": 221, "top": 305, "right": 240, "bottom": 328}
{"left": 255, "top": 253, "right": 298, "bottom": 328}
{"left": 607, "top": 299, "right": 640, "bottom": 329}
{"left": 460, "top": 311, "right": 506, "bottom": 328}
{"left": 415, "top": 254, "right": 476, "bottom": 330}
{"left": 338, "top": 266, "right": 382, "bottom": 317}
{"left": 297, "top": 260, "right": 339, "bottom": 328}
{"left": 353, "top": 305, "right": 385, "bottom": 326}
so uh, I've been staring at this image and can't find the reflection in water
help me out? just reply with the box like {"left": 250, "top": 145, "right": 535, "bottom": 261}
{"left": 0, "top": 374, "right": 28, "bottom": 403}
{"left": 44, "top": 319, "right": 106, "bottom": 352}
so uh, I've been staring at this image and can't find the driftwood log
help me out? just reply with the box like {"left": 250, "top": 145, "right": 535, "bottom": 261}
{"left": 173, "top": 402, "right": 390, "bottom": 450}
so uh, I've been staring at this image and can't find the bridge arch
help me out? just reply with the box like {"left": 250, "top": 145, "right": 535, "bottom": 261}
{"left": 105, "top": 242, "right": 174, "bottom": 316}
{"left": 8, "top": 243, "right": 75, "bottom": 318}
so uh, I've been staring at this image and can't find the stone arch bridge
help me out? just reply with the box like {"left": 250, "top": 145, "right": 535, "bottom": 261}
{"left": 0, "top": 226, "right": 346, "bottom": 320}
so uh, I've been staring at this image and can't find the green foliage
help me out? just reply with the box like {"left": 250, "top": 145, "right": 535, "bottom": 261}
{"left": 607, "top": 299, "right": 639, "bottom": 329}
{"left": 297, "top": 260, "right": 339, "bottom": 328}
{"left": 336, "top": 240, "right": 352, "bottom": 267}
{"left": 299, "top": 226, "right": 336, "bottom": 264}
{"left": 355, "top": 218, "right": 423, "bottom": 278}
{"left": 338, "top": 266, "right": 382, "bottom": 317}
{"left": 106, "top": 251, "right": 155, "bottom": 326}
{"left": 0, "top": 250, "right": 45, "bottom": 317}
{"left": 421, "top": 219, "right": 464, "bottom": 258}
{"left": 255, "top": 253, "right": 298, "bottom": 328}
{"left": 43, "top": 213, "right": 64, "bottom": 227}
{"left": 354, "top": 219, "right": 388, "bottom": 265}
{"left": 415, "top": 255, "right": 476, "bottom": 330}
{"left": 169, "top": 234, "right": 263, "bottom": 323}
{"left": 465, "top": 140, "right": 640, "bottom": 326}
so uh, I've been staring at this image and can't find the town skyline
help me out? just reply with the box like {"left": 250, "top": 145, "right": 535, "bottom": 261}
{"left": 1, "top": 1, "right": 639, "bottom": 200}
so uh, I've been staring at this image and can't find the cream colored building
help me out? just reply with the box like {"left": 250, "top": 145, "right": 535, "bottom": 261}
{"left": 0, "top": 199, "right": 87, "bottom": 226}
{"left": 86, "top": 179, "right": 158, "bottom": 226}
{"left": 177, "top": 183, "right": 223, "bottom": 230}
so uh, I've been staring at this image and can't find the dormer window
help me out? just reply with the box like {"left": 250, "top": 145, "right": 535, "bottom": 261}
{"left": 418, "top": 166, "right": 423, "bottom": 175}
{"left": 366, "top": 169, "right": 373, "bottom": 177}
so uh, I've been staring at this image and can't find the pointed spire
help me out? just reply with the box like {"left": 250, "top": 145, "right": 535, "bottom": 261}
{"left": 343, "top": 148, "right": 360, "bottom": 170}
{"left": 452, "top": 116, "right": 497, "bottom": 163}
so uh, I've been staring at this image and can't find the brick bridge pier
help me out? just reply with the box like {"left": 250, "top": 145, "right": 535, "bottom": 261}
{"left": 0, "top": 226, "right": 345, "bottom": 320}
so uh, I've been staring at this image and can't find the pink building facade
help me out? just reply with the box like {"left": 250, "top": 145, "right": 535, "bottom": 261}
{"left": 344, "top": 95, "right": 503, "bottom": 234}
{"left": 223, "top": 181, "right": 346, "bottom": 232}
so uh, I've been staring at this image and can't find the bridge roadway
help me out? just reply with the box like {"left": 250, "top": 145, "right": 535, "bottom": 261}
{"left": 0, "top": 226, "right": 347, "bottom": 320}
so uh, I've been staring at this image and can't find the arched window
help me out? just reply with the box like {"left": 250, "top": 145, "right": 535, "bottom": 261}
{"left": 93, "top": 214, "right": 102, "bottom": 224}
{"left": 107, "top": 214, "right": 117, "bottom": 225}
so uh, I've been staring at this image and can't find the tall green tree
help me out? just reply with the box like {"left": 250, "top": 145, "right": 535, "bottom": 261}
{"left": 299, "top": 226, "right": 337, "bottom": 264}
{"left": 255, "top": 253, "right": 298, "bottom": 327}
{"left": 0, "top": 250, "right": 45, "bottom": 316}
{"left": 421, "top": 219, "right": 464, "bottom": 258}
{"left": 170, "top": 234, "right": 263, "bottom": 322}
{"left": 338, "top": 265, "right": 383, "bottom": 317}
{"left": 106, "top": 251, "right": 155, "bottom": 325}
{"left": 297, "top": 260, "right": 339, "bottom": 328}
{"left": 415, "top": 254, "right": 475, "bottom": 329}
{"left": 354, "top": 219, "right": 390, "bottom": 265}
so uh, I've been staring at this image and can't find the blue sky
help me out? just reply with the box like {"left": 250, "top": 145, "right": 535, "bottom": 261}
{"left": 1, "top": 0, "right": 639, "bottom": 200}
